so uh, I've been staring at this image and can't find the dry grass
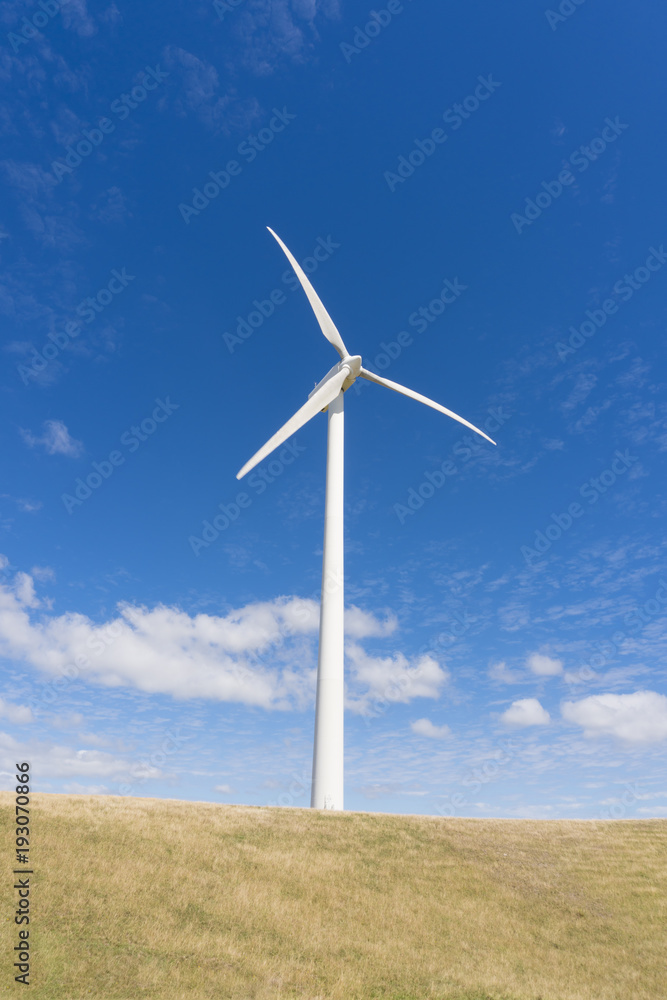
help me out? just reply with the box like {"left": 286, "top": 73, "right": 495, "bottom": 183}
{"left": 1, "top": 793, "right": 665, "bottom": 1000}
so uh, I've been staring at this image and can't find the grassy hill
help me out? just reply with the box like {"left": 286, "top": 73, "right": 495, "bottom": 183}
{"left": 1, "top": 794, "right": 665, "bottom": 999}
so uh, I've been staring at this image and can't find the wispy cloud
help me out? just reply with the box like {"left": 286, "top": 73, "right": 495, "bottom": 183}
{"left": 163, "top": 46, "right": 260, "bottom": 133}
{"left": 0, "top": 731, "right": 137, "bottom": 780}
{"left": 20, "top": 419, "right": 83, "bottom": 457}
{"left": 0, "top": 494, "right": 42, "bottom": 513}
{"left": 229, "top": 0, "right": 341, "bottom": 76}
{"left": 1, "top": 159, "right": 84, "bottom": 250}
{"left": 488, "top": 660, "right": 523, "bottom": 684}
{"left": 559, "top": 370, "right": 598, "bottom": 413}
{"left": 30, "top": 565, "right": 55, "bottom": 582}
{"left": 62, "top": 782, "right": 110, "bottom": 794}
{"left": 88, "top": 186, "right": 131, "bottom": 225}
{"left": 60, "top": 0, "right": 96, "bottom": 37}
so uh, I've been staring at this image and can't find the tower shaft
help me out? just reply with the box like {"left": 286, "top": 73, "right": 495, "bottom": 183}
{"left": 310, "top": 390, "right": 345, "bottom": 809}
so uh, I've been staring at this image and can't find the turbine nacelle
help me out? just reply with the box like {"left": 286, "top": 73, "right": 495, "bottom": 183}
{"left": 309, "top": 355, "right": 362, "bottom": 405}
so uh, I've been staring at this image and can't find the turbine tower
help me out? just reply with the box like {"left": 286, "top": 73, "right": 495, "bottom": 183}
{"left": 237, "top": 229, "right": 496, "bottom": 810}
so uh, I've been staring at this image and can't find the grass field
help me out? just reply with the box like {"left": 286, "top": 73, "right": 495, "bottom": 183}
{"left": 1, "top": 794, "right": 665, "bottom": 999}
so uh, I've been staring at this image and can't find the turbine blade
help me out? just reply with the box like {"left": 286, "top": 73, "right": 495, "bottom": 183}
{"left": 359, "top": 367, "right": 496, "bottom": 445}
{"left": 267, "top": 227, "right": 349, "bottom": 360}
{"left": 237, "top": 367, "right": 348, "bottom": 479}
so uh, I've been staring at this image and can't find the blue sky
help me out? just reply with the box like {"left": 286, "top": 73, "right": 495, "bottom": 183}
{"left": 1, "top": 0, "right": 666, "bottom": 819}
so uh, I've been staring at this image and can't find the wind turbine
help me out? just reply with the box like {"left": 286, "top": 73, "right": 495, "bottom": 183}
{"left": 237, "top": 228, "right": 496, "bottom": 811}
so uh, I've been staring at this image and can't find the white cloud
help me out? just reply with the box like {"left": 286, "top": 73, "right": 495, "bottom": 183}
{"left": 215, "top": 784, "right": 233, "bottom": 793}
{"left": 410, "top": 718, "right": 451, "bottom": 739}
{"left": 501, "top": 698, "right": 550, "bottom": 727}
{"left": 13, "top": 571, "right": 39, "bottom": 608}
{"left": 345, "top": 606, "right": 397, "bottom": 638}
{"left": 345, "top": 643, "right": 448, "bottom": 715}
{"left": 0, "top": 570, "right": 413, "bottom": 712}
{"left": 20, "top": 420, "right": 83, "bottom": 458}
{"left": 488, "top": 660, "right": 522, "bottom": 684}
{"left": 0, "top": 732, "right": 132, "bottom": 780}
{"left": 0, "top": 698, "right": 33, "bottom": 725}
{"left": 527, "top": 652, "right": 563, "bottom": 676}
{"left": 562, "top": 691, "right": 667, "bottom": 744}
{"left": 0, "top": 587, "right": 313, "bottom": 709}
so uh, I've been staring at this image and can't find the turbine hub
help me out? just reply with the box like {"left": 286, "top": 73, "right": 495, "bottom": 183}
{"left": 340, "top": 354, "right": 361, "bottom": 390}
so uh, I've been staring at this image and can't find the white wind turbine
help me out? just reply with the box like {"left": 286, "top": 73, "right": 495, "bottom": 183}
{"left": 237, "top": 228, "right": 496, "bottom": 811}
